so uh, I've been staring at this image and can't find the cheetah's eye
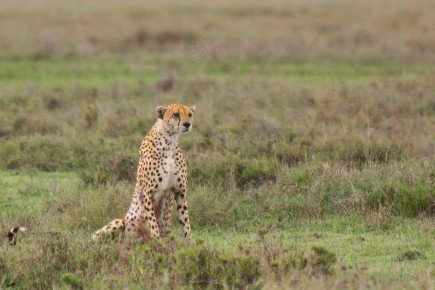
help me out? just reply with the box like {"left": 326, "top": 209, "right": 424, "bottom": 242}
{"left": 173, "top": 113, "right": 180, "bottom": 119}
{"left": 188, "top": 113, "right": 192, "bottom": 118}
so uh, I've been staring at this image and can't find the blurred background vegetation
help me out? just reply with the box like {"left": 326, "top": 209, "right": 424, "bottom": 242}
{"left": 0, "top": 0, "right": 434, "bottom": 288}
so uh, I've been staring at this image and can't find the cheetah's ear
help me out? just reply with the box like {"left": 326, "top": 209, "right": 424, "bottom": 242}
{"left": 190, "top": 105, "right": 196, "bottom": 113}
{"left": 156, "top": 106, "right": 167, "bottom": 119}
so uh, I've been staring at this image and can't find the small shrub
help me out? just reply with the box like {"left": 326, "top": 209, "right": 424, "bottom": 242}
{"left": 326, "top": 139, "right": 403, "bottom": 165}
{"left": 155, "top": 30, "right": 198, "bottom": 46}
{"left": 366, "top": 178, "right": 435, "bottom": 217}
{"left": 190, "top": 156, "right": 277, "bottom": 188}
{"left": 72, "top": 137, "right": 137, "bottom": 186}
{"left": 177, "top": 242, "right": 262, "bottom": 287}
{"left": 120, "top": 236, "right": 309, "bottom": 288}
{"left": 1, "top": 136, "right": 71, "bottom": 171}
{"left": 309, "top": 246, "right": 336, "bottom": 275}
{"left": 61, "top": 273, "right": 82, "bottom": 288}
{"left": 78, "top": 152, "right": 136, "bottom": 186}
{"left": 108, "top": 153, "right": 137, "bottom": 182}
{"left": 234, "top": 158, "right": 276, "bottom": 187}
{"left": 364, "top": 206, "right": 396, "bottom": 231}
{"left": 4, "top": 277, "right": 17, "bottom": 287}
{"left": 84, "top": 105, "right": 98, "bottom": 129}
{"left": 398, "top": 250, "right": 426, "bottom": 262}
{"left": 44, "top": 95, "right": 60, "bottom": 111}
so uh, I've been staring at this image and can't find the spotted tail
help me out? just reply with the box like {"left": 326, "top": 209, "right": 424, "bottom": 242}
{"left": 7, "top": 226, "right": 26, "bottom": 246}
{"left": 92, "top": 218, "right": 126, "bottom": 240}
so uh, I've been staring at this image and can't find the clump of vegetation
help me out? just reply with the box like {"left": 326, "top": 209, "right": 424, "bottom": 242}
{"left": 84, "top": 105, "right": 98, "bottom": 129}
{"left": 78, "top": 151, "right": 137, "bottom": 186}
{"left": 0, "top": 232, "right": 318, "bottom": 288}
{"left": 310, "top": 246, "right": 337, "bottom": 275}
{"left": 190, "top": 156, "right": 277, "bottom": 189}
{"left": 366, "top": 178, "right": 435, "bottom": 218}
{"left": 364, "top": 206, "right": 396, "bottom": 231}
{"left": 60, "top": 273, "right": 82, "bottom": 288}
{"left": 398, "top": 250, "right": 426, "bottom": 262}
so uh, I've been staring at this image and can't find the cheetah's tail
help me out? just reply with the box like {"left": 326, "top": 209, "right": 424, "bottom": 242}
{"left": 92, "top": 218, "right": 126, "bottom": 240}
{"left": 7, "top": 226, "right": 26, "bottom": 246}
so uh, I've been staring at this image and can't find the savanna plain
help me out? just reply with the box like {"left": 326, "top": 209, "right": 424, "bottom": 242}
{"left": 0, "top": 0, "right": 434, "bottom": 288}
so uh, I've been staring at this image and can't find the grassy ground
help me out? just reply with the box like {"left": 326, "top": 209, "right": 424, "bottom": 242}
{"left": 1, "top": 0, "right": 434, "bottom": 288}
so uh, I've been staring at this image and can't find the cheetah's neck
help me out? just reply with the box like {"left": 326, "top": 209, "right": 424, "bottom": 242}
{"left": 152, "top": 119, "right": 180, "bottom": 150}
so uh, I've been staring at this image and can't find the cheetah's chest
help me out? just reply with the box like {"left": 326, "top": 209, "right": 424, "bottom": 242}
{"left": 159, "top": 155, "right": 178, "bottom": 190}
{"left": 151, "top": 148, "right": 182, "bottom": 203}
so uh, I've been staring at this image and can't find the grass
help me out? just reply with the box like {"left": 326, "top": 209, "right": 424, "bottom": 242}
{"left": 1, "top": 57, "right": 433, "bottom": 87}
{"left": 1, "top": 0, "right": 434, "bottom": 288}
{"left": 1, "top": 167, "right": 434, "bottom": 288}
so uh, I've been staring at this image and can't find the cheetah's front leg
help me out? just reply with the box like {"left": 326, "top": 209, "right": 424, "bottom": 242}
{"left": 155, "top": 192, "right": 174, "bottom": 237}
{"left": 175, "top": 189, "right": 191, "bottom": 240}
{"left": 143, "top": 189, "right": 161, "bottom": 238}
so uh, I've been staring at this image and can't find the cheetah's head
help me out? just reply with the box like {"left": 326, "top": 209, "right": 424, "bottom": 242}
{"left": 156, "top": 104, "right": 196, "bottom": 134}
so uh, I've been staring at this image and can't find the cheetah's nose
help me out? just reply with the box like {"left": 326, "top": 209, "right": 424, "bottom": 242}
{"left": 183, "top": 122, "right": 191, "bottom": 128}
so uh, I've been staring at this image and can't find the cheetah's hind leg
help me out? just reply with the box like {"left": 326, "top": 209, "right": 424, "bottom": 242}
{"left": 92, "top": 218, "right": 126, "bottom": 240}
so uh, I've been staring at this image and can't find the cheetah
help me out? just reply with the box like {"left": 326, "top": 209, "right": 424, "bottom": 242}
{"left": 93, "top": 104, "right": 195, "bottom": 241}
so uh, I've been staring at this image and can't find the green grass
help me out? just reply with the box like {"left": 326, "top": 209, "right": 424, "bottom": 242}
{"left": 1, "top": 57, "right": 433, "bottom": 85}
{"left": 0, "top": 171, "right": 78, "bottom": 215}
{"left": 1, "top": 0, "right": 435, "bottom": 288}
{"left": 1, "top": 170, "right": 434, "bottom": 288}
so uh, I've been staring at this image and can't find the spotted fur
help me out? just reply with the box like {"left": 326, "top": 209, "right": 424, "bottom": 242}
{"left": 93, "top": 104, "right": 195, "bottom": 241}
{"left": 7, "top": 226, "right": 26, "bottom": 246}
